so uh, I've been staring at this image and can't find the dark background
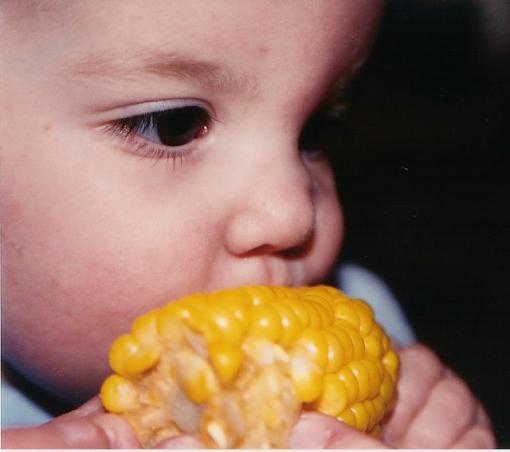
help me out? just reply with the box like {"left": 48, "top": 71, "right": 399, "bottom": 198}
{"left": 335, "top": 0, "right": 510, "bottom": 446}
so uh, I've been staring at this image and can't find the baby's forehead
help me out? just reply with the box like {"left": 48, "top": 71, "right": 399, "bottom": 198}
{"left": 3, "top": 0, "right": 379, "bottom": 111}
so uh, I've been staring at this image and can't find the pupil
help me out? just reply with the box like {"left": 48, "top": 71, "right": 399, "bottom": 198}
{"left": 155, "top": 106, "right": 208, "bottom": 146}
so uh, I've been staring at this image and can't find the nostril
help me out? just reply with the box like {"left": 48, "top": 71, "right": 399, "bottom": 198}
{"left": 242, "top": 244, "right": 276, "bottom": 257}
{"left": 279, "top": 246, "right": 305, "bottom": 259}
{"left": 279, "top": 237, "right": 313, "bottom": 259}
{"left": 241, "top": 242, "right": 308, "bottom": 258}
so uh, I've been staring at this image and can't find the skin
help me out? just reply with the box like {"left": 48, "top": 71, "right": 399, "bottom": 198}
{"left": 0, "top": 0, "right": 495, "bottom": 448}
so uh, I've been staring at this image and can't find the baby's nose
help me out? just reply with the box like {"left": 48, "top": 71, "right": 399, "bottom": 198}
{"left": 224, "top": 154, "right": 316, "bottom": 258}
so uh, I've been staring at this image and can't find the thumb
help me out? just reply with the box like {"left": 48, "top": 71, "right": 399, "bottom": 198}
{"left": 288, "top": 412, "right": 387, "bottom": 449}
{"left": 2, "top": 397, "right": 139, "bottom": 449}
{"left": 155, "top": 434, "right": 203, "bottom": 449}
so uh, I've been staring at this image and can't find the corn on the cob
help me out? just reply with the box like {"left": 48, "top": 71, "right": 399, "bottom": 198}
{"left": 100, "top": 285, "right": 399, "bottom": 448}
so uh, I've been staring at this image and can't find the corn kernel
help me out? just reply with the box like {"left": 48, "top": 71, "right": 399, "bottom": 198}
{"left": 132, "top": 309, "right": 160, "bottom": 346}
{"left": 350, "top": 402, "right": 369, "bottom": 431}
{"left": 335, "top": 301, "right": 360, "bottom": 329}
{"left": 383, "top": 349, "right": 399, "bottom": 381}
{"left": 248, "top": 304, "right": 283, "bottom": 342}
{"left": 288, "top": 299, "right": 310, "bottom": 328}
{"left": 180, "top": 353, "right": 217, "bottom": 404}
{"left": 100, "top": 374, "right": 139, "bottom": 413}
{"left": 109, "top": 334, "right": 160, "bottom": 376}
{"left": 338, "top": 366, "right": 359, "bottom": 404}
{"left": 336, "top": 407, "right": 357, "bottom": 429}
{"left": 348, "top": 361, "right": 371, "bottom": 402}
{"left": 290, "top": 356, "right": 323, "bottom": 402}
{"left": 271, "top": 300, "right": 302, "bottom": 346}
{"left": 100, "top": 285, "right": 399, "bottom": 448}
{"left": 323, "top": 329, "right": 345, "bottom": 373}
{"left": 364, "top": 333, "right": 383, "bottom": 358}
{"left": 295, "top": 327, "right": 328, "bottom": 368}
{"left": 208, "top": 342, "right": 243, "bottom": 385}
{"left": 351, "top": 299, "right": 375, "bottom": 335}
{"left": 314, "top": 373, "right": 348, "bottom": 416}
{"left": 328, "top": 324, "right": 354, "bottom": 363}
{"left": 207, "top": 305, "right": 246, "bottom": 345}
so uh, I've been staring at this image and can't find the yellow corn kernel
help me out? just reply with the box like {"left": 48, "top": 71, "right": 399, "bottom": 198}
{"left": 294, "top": 327, "right": 328, "bottom": 369}
{"left": 248, "top": 304, "right": 283, "bottom": 342}
{"left": 335, "top": 301, "right": 361, "bottom": 329}
{"left": 350, "top": 401, "right": 370, "bottom": 431}
{"left": 328, "top": 324, "right": 354, "bottom": 363}
{"left": 351, "top": 299, "right": 375, "bottom": 335}
{"left": 109, "top": 334, "right": 160, "bottom": 376}
{"left": 364, "top": 358, "right": 383, "bottom": 399}
{"left": 287, "top": 299, "right": 310, "bottom": 328}
{"left": 364, "top": 332, "right": 384, "bottom": 358}
{"left": 271, "top": 300, "right": 303, "bottom": 346}
{"left": 208, "top": 342, "right": 243, "bottom": 385}
{"left": 100, "top": 374, "right": 139, "bottom": 413}
{"left": 304, "top": 302, "right": 323, "bottom": 328}
{"left": 290, "top": 355, "right": 323, "bottom": 402}
{"left": 338, "top": 366, "right": 359, "bottom": 404}
{"left": 380, "top": 372, "right": 396, "bottom": 404}
{"left": 363, "top": 398, "right": 377, "bottom": 431}
{"left": 383, "top": 349, "right": 400, "bottom": 381}
{"left": 336, "top": 406, "right": 357, "bottom": 429}
{"left": 314, "top": 373, "right": 348, "bottom": 416}
{"left": 323, "top": 329, "right": 345, "bottom": 373}
{"left": 348, "top": 361, "right": 371, "bottom": 402}
{"left": 242, "top": 285, "right": 276, "bottom": 306}
{"left": 179, "top": 351, "right": 218, "bottom": 404}
{"left": 132, "top": 309, "right": 160, "bottom": 346}
{"left": 337, "top": 320, "right": 365, "bottom": 360}
{"left": 372, "top": 396, "right": 386, "bottom": 425}
{"left": 221, "top": 294, "right": 251, "bottom": 325}
{"left": 157, "top": 302, "right": 195, "bottom": 339}
{"left": 309, "top": 300, "right": 334, "bottom": 327}
{"left": 206, "top": 304, "right": 246, "bottom": 345}
{"left": 101, "top": 285, "right": 399, "bottom": 448}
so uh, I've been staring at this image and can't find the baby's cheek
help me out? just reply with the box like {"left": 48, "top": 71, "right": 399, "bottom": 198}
{"left": 303, "top": 163, "right": 344, "bottom": 284}
{"left": 2, "top": 189, "right": 214, "bottom": 402}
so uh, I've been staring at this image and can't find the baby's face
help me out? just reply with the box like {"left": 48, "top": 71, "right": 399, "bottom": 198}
{"left": 1, "top": 0, "right": 380, "bottom": 402}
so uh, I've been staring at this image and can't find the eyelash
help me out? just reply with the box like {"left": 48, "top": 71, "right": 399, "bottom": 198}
{"left": 103, "top": 105, "right": 213, "bottom": 161}
{"left": 102, "top": 102, "right": 346, "bottom": 163}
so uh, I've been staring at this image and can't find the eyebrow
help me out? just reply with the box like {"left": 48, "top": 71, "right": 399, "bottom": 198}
{"left": 64, "top": 50, "right": 260, "bottom": 98}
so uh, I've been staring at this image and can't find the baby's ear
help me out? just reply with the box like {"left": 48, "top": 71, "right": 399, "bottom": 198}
{"left": 287, "top": 412, "right": 385, "bottom": 449}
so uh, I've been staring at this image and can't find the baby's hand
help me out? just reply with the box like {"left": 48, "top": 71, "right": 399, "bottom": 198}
{"left": 288, "top": 343, "right": 495, "bottom": 449}
{"left": 1, "top": 396, "right": 202, "bottom": 449}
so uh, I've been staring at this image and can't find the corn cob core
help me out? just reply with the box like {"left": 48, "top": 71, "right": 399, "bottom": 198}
{"left": 100, "top": 285, "right": 399, "bottom": 448}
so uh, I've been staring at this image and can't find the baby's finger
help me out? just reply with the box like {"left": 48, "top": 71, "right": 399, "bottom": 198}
{"left": 155, "top": 434, "right": 203, "bottom": 449}
{"left": 2, "top": 406, "right": 139, "bottom": 448}
{"left": 397, "top": 371, "right": 478, "bottom": 448}
{"left": 57, "top": 396, "right": 104, "bottom": 421}
{"left": 451, "top": 425, "right": 496, "bottom": 449}
{"left": 288, "top": 412, "right": 385, "bottom": 449}
{"left": 382, "top": 343, "right": 443, "bottom": 445}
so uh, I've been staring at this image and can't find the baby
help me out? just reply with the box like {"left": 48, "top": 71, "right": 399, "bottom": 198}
{"left": 0, "top": 0, "right": 495, "bottom": 448}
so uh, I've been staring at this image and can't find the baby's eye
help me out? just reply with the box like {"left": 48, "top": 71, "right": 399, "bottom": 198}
{"left": 119, "top": 105, "right": 210, "bottom": 147}
{"left": 299, "top": 106, "right": 347, "bottom": 156}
